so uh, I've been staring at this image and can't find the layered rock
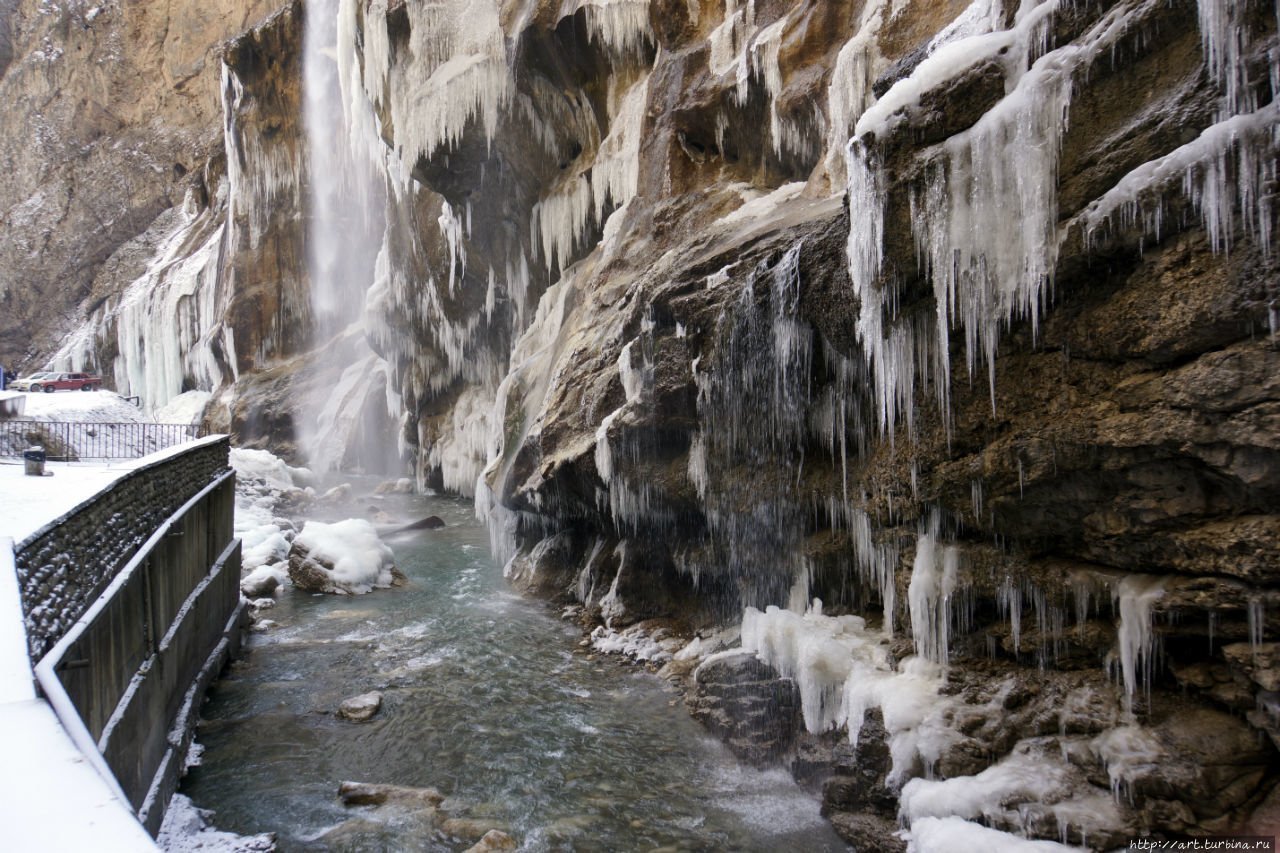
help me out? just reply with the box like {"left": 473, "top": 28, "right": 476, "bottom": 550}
{"left": 4, "top": 0, "right": 1279, "bottom": 847}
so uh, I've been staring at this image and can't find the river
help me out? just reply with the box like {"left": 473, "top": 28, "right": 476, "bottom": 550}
{"left": 180, "top": 486, "right": 848, "bottom": 851}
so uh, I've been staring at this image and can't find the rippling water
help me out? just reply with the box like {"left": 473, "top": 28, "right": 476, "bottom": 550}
{"left": 181, "top": 488, "right": 847, "bottom": 852}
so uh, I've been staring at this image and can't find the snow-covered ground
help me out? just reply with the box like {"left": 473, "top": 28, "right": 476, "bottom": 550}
{"left": 0, "top": 391, "right": 219, "bottom": 542}
{"left": 1, "top": 389, "right": 207, "bottom": 460}
{"left": 14, "top": 388, "right": 154, "bottom": 423}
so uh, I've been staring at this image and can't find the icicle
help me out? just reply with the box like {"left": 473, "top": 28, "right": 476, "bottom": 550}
{"left": 576, "top": 0, "right": 654, "bottom": 56}
{"left": 1112, "top": 575, "right": 1165, "bottom": 714}
{"left": 908, "top": 532, "right": 960, "bottom": 665}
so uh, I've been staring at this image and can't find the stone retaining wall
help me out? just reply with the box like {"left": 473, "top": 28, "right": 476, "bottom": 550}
{"left": 14, "top": 437, "right": 231, "bottom": 661}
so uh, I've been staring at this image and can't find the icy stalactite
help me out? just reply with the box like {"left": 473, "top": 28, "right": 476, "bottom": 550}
{"left": 846, "top": 139, "right": 932, "bottom": 441}
{"left": 1079, "top": 0, "right": 1279, "bottom": 261}
{"left": 575, "top": 0, "right": 654, "bottom": 56}
{"left": 909, "top": 30, "right": 1077, "bottom": 412}
{"left": 438, "top": 201, "right": 469, "bottom": 298}
{"left": 705, "top": 0, "right": 816, "bottom": 157}
{"left": 822, "top": 1, "right": 884, "bottom": 186}
{"left": 1082, "top": 102, "right": 1280, "bottom": 258}
{"left": 354, "top": 0, "right": 511, "bottom": 169}
{"left": 591, "top": 74, "right": 650, "bottom": 224}
{"left": 427, "top": 385, "right": 499, "bottom": 496}
{"left": 1111, "top": 575, "right": 1165, "bottom": 714}
{"left": 742, "top": 603, "right": 887, "bottom": 735}
{"left": 531, "top": 74, "right": 649, "bottom": 277}
{"left": 532, "top": 176, "right": 593, "bottom": 277}
{"left": 221, "top": 65, "right": 305, "bottom": 251}
{"left": 908, "top": 531, "right": 960, "bottom": 665}
{"left": 846, "top": 0, "right": 1167, "bottom": 443}
{"left": 51, "top": 207, "right": 233, "bottom": 411}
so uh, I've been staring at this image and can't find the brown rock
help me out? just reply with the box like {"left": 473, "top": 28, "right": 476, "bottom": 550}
{"left": 337, "top": 780, "right": 444, "bottom": 808}
{"left": 337, "top": 692, "right": 383, "bottom": 722}
{"left": 464, "top": 829, "right": 518, "bottom": 853}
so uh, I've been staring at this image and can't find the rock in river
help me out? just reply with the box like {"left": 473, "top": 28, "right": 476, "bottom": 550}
{"left": 337, "top": 691, "right": 383, "bottom": 722}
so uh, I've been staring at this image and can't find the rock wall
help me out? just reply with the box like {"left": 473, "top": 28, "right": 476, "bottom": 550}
{"left": 0, "top": 0, "right": 282, "bottom": 372}
{"left": 338, "top": 0, "right": 1279, "bottom": 845}
{"left": 3, "top": 0, "right": 1279, "bottom": 846}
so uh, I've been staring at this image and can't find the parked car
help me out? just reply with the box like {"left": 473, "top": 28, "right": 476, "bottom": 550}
{"left": 10, "top": 371, "right": 103, "bottom": 392}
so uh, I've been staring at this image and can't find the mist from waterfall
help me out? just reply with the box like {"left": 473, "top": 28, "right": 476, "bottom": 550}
{"left": 300, "top": 0, "right": 391, "bottom": 474}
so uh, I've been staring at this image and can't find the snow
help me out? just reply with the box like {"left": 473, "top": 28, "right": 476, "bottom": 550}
{"left": 0, "top": 460, "right": 142, "bottom": 545}
{"left": 0, "top": 543, "right": 35, "bottom": 704}
{"left": 230, "top": 447, "right": 314, "bottom": 493}
{"left": 293, "top": 518, "right": 398, "bottom": 593}
{"left": 590, "top": 623, "right": 685, "bottom": 662}
{"left": 152, "top": 391, "right": 212, "bottom": 426}
{"left": 0, "top": 698, "right": 158, "bottom": 851}
{"left": 17, "top": 389, "right": 151, "bottom": 423}
{"left": 1, "top": 537, "right": 159, "bottom": 849}
{"left": 229, "top": 447, "right": 312, "bottom": 587}
{"left": 904, "top": 816, "right": 1083, "bottom": 852}
{"left": 899, "top": 745, "right": 1075, "bottom": 829}
{"left": 157, "top": 794, "right": 274, "bottom": 852}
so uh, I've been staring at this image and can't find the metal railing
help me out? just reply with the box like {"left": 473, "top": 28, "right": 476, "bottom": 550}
{"left": 0, "top": 420, "right": 205, "bottom": 461}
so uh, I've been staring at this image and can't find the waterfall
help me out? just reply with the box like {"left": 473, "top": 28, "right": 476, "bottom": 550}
{"left": 301, "top": 0, "right": 391, "bottom": 473}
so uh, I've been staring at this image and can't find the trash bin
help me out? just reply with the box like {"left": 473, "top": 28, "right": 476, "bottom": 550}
{"left": 23, "top": 446, "right": 46, "bottom": 476}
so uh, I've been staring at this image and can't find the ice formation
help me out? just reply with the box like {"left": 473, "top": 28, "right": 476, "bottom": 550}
{"left": 740, "top": 603, "right": 954, "bottom": 784}
{"left": 1111, "top": 575, "right": 1165, "bottom": 713}
{"left": 907, "top": 533, "right": 959, "bottom": 665}
{"left": 50, "top": 207, "right": 233, "bottom": 412}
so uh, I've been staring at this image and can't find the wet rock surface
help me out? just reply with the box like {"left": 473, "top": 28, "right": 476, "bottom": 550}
{"left": 336, "top": 692, "right": 384, "bottom": 723}
{"left": 6, "top": 0, "right": 1280, "bottom": 846}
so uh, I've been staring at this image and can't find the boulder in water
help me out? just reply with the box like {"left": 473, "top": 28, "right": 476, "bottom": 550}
{"left": 240, "top": 569, "right": 279, "bottom": 598}
{"left": 320, "top": 483, "right": 352, "bottom": 502}
{"left": 374, "top": 478, "right": 415, "bottom": 495}
{"left": 464, "top": 829, "right": 517, "bottom": 853}
{"left": 337, "top": 691, "right": 383, "bottom": 722}
{"left": 287, "top": 519, "right": 406, "bottom": 594}
{"left": 338, "top": 780, "right": 444, "bottom": 808}
{"left": 392, "top": 515, "right": 446, "bottom": 533}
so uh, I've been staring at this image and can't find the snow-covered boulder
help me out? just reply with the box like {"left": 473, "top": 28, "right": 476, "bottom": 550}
{"left": 287, "top": 519, "right": 404, "bottom": 594}
{"left": 240, "top": 566, "right": 281, "bottom": 598}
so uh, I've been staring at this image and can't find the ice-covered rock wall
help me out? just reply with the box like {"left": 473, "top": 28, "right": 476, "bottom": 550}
{"left": 337, "top": 0, "right": 1279, "bottom": 845}
{"left": 4, "top": 0, "right": 1279, "bottom": 846}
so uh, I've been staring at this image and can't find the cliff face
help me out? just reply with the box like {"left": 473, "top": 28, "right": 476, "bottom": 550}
{"left": 347, "top": 0, "right": 1279, "bottom": 843}
{"left": 0, "top": 0, "right": 282, "bottom": 371}
{"left": 4, "top": 0, "right": 1279, "bottom": 846}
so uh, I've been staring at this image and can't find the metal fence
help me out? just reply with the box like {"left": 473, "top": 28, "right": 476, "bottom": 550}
{"left": 0, "top": 420, "right": 205, "bottom": 461}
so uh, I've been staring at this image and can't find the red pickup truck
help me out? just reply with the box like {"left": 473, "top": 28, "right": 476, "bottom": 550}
{"left": 10, "top": 371, "right": 103, "bottom": 392}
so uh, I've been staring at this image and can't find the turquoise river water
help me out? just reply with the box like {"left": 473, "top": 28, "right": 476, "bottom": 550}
{"left": 181, "top": 487, "right": 848, "bottom": 852}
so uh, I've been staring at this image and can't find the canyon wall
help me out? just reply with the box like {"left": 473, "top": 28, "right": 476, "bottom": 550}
{"left": 2, "top": 0, "right": 1278, "bottom": 847}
